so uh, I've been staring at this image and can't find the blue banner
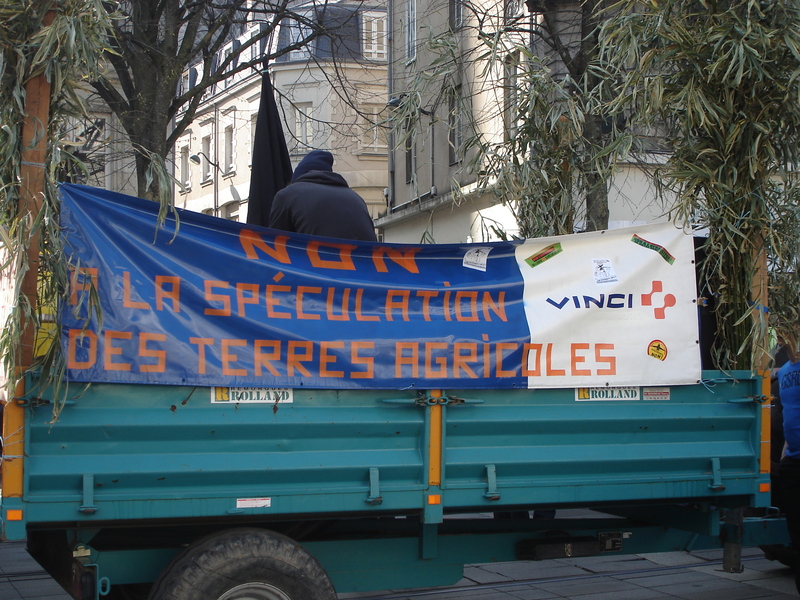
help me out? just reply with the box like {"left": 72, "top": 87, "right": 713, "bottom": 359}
{"left": 60, "top": 184, "right": 530, "bottom": 389}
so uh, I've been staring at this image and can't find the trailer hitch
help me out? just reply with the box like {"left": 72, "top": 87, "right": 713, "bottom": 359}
{"left": 382, "top": 393, "right": 484, "bottom": 406}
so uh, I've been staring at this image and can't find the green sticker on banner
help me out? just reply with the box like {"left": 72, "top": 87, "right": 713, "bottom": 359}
{"left": 525, "top": 242, "right": 562, "bottom": 268}
{"left": 631, "top": 234, "right": 675, "bottom": 264}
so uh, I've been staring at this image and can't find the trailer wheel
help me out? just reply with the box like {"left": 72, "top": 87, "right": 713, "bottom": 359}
{"left": 146, "top": 528, "right": 336, "bottom": 600}
{"left": 760, "top": 544, "right": 797, "bottom": 569}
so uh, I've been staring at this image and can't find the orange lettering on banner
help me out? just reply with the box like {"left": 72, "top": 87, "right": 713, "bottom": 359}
{"left": 265, "top": 285, "right": 292, "bottom": 319}
{"left": 69, "top": 267, "right": 98, "bottom": 305}
{"left": 287, "top": 341, "right": 313, "bottom": 377}
{"left": 385, "top": 290, "right": 410, "bottom": 321}
{"left": 139, "top": 332, "right": 167, "bottom": 373}
{"left": 416, "top": 290, "right": 438, "bottom": 321}
{"left": 67, "top": 329, "right": 97, "bottom": 369}
{"left": 239, "top": 229, "right": 291, "bottom": 263}
{"left": 495, "top": 342, "right": 517, "bottom": 377}
{"left": 123, "top": 271, "right": 150, "bottom": 309}
{"left": 155, "top": 276, "right": 181, "bottom": 312}
{"left": 570, "top": 343, "right": 592, "bottom": 376}
{"left": 104, "top": 331, "right": 132, "bottom": 371}
{"left": 483, "top": 336, "right": 493, "bottom": 376}
{"left": 222, "top": 339, "right": 248, "bottom": 376}
{"left": 595, "top": 343, "right": 617, "bottom": 375}
{"left": 522, "top": 343, "right": 542, "bottom": 377}
{"left": 320, "top": 341, "right": 345, "bottom": 377}
{"left": 326, "top": 288, "right": 351, "bottom": 321}
{"left": 296, "top": 286, "right": 322, "bottom": 320}
{"left": 204, "top": 281, "right": 231, "bottom": 316}
{"left": 190, "top": 337, "right": 214, "bottom": 374}
{"left": 453, "top": 342, "right": 478, "bottom": 378}
{"left": 395, "top": 342, "right": 419, "bottom": 377}
{"left": 236, "top": 283, "right": 260, "bottom": 316}
{"left": 523, "top": 342, "right": 618, "bottom": 377}
{"left": 425, "top": 342, "right": 449, "bottom": 378}
{"left": 482, "top": 291, "right": 507, "bottom": 322}
{"left": 355, "top": 288, "right": 379, "bottom": 322}
{"left": 69, "top": 329, "right": 170, "bottom": 374}
{"left": 254, "top": 340, "right": 281, "bottom": 376}
{"left": 545, "top": 343, "right": 566, "bottom": 376}
{"left": 307, "top": 241, "right": 357, "bottom": 271}
{"left": 372, "top": 247, "right": 420, "bottom": 274}
{"left": 351, "top": 342, "right": 375, "bottom": 379}
{"left": 455, "top": 291, "right": 479, "bottom": 322}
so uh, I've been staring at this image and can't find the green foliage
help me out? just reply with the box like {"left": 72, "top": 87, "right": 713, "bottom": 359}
{"left": 392, "top": 0, "right": 800, "bottom": 370}
{"left": 461, "top": 44, "right": 632, "bottom": 238}
{"left": 462, "top": 5, "right": 641, "bottom": 238}
{"left": 600, "top": 0, "right": 800, "bottom": 369}
{"left": 1, "top": 1, "right": 115, "bottom": 419}
{"left": 387, "top": 3, "right": 626, "bottom": 241}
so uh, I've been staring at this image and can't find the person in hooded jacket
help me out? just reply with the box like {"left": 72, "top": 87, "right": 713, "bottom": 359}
{"left": 776, "top": 334, "right": 800, "bottom": 589}
{"left": 269, "top": 150, "right": 377, "bottom": 242}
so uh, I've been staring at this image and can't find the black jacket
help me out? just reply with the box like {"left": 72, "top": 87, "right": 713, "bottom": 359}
{"left": 269, "top": 171, "right": 377, "bottom": 241}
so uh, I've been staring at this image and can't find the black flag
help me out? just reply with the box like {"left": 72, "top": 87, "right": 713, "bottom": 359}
{"left": 246, "top": 70, "right": 293, "bottom": 227}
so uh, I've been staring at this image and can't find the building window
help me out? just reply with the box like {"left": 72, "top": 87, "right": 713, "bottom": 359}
{"left": 179, "top": 146, "right": 190, "bottom": 190}
{"left": 222, "top": 46, "right": 233, "bottom": 88}
{"left": 449, "top": 0, "right": 463, "bottom": 30}
{"left": 405, "top": 123, "right": 416, "bottom": 184}
{"left": 221, "top": 201, "right": 240, "bottom": 221}
{"left": 504, "top": 52, "right": 521, "bottom": 141}
{"left": 288, "top": 18, "right": 312, "bottom": 60}
{"left": 179, "top": 68, "right": 197, "bottom": 96}
{"left": 179, "top": 71, "right": 188, "bottom": 96}
{"left": 405, "top": 0, "right": 416, "bottom": 61}
{"left": 246, "top": 0, "right": 258, "bottom": 24}
{"left": 505, "top": 0, "right": 525, "bottom": 22}
{"left": 449, "top": 85, "right": 464, "bottom": 165}
{"left": 292, "top": 103, "right": 314, "bottom": 151}
{"left": 361, "top": 104, "right": 388, "bottom": 153}
{"left": 223, "top": 125, "right": 235, "bottom": 174}
{"left": 201, "top": 135, "right": 213, "bottom": 182}
{"left": 250, "top": 112, "right": 258, "bottom": 166}
{"left": 362, "top": 12, "right": 387, "bottom": 60}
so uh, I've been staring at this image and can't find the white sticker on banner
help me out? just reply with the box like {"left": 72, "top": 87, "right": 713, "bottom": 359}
{"left": 643, "top": 387, "right": 671, "bottom": 401}
{"left": 575, "top": 387, "right": 641, "bottom": 401}
{"left": 463, "top": 247, "right": 491, "bottom": 272}
{"left": 212, "top": 387, "right": 293, "bottom": 403}
{"left": 592, "top": 258, "right": 618, "bottom": 284}
{"left": 236, "top": 498, "right": 272, "bottom": 509}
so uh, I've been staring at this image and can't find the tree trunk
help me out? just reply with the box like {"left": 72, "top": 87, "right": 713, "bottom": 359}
{"left": 583, "top": 114, "right": 609, "bottom": 232}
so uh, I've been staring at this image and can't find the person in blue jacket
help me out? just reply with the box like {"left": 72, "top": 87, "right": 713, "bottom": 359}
{"left": 269, "top": 150, "right": 377, "bottom": 242}
{"left": 776, "top": 337, "right": 800, "bottom": 590}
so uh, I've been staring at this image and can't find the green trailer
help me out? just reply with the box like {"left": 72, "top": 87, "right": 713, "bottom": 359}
{"left": 2, "top": 371, "right": 789, "bottom": 599}
{"left": 1, "top": 185, "right": 792, "bottom": 599}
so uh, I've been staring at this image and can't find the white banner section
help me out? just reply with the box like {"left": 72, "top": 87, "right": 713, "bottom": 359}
{"left": 515, "top": 223, "right": 701, "bottom": 388}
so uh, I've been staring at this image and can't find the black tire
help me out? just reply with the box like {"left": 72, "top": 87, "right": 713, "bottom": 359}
{"left": 760, "top": 544, "right": 797, "bottom": 570}
{"left": 147, "top": 528, "right": 337, "bottom": 600}
{"left": 106, "top": 583, "right": 152, "bottom": 600}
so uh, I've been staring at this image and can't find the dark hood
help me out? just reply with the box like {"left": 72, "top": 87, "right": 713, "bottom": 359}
{"left": 292, "top": 170, "right": 350, "bottom": 187}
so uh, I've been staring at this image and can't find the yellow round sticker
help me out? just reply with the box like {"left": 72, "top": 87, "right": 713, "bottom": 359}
{"left": 648, "top": 340, "right": 668, "bottom": 361}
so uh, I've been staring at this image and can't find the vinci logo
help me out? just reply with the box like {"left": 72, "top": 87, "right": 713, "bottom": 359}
{"left": 640, "top": 280, "right": 676, "bottom": 319}
{"left": 546, "top": 280, "right": 676, "bottom": 320}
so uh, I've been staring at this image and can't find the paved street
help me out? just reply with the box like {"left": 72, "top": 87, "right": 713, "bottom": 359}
{"left": 0, "top": 539, "right": 795, "bottom": 600}
{"left": 341, "top": 547, "right": 798, "bottom": 599}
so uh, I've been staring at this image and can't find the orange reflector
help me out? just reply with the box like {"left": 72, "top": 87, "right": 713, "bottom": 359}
{"left": 6, "top": 510, "right": 23, "bottom": 521}
{"left": 760, "top": 483, "right": 771, "bottom": 493}
{"left": 428, "top": 494, "right": 441, "bottom": 505}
